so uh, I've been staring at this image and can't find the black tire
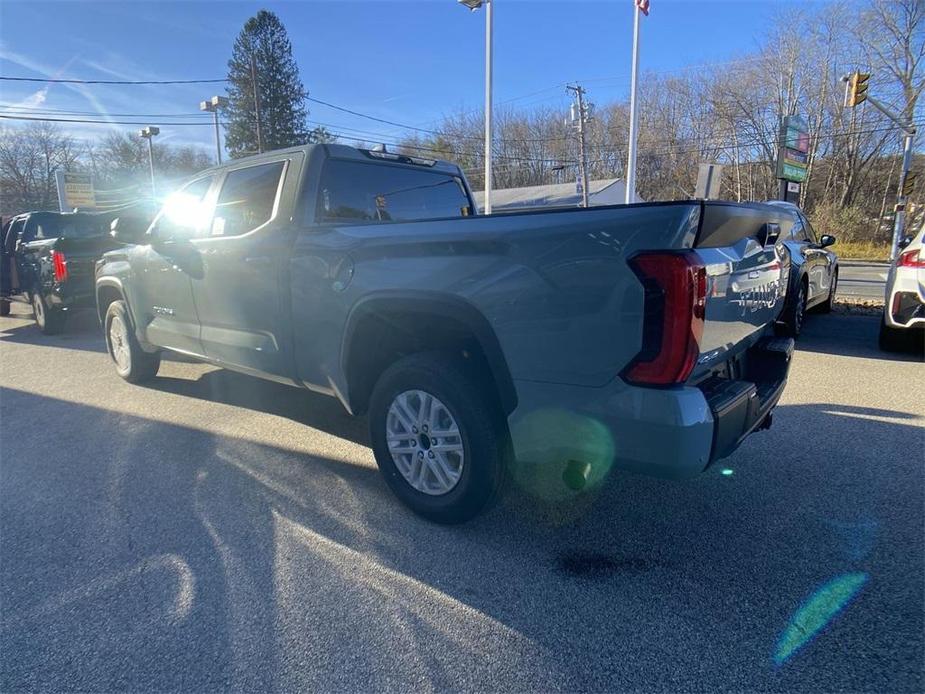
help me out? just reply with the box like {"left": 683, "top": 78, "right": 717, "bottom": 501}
{"left": 879, "top": 317, "right": 909, "bottom": 352}
{"left": 817, "top": 270, "right": 837, "bottom": 314}
{"left": 368, "top": 352, "right": 507, "bottom": 524}
{"left": 104, "top": 300, "right": 160, "bottom": 382}
{"left": 31, "top": 291, "right": 64, "bottom": 335}
{"left": 0, "top": 299, "right": 9, "bottom": 317}
{"left": 781, "top": 278, "right": 807, "bottom": 338}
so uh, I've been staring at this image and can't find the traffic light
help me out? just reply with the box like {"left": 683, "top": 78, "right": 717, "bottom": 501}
{"left": 847, "top": 72, "right": 870, "bottom": 107}
{"left": 902, "top": 171, "right": 917, "bottom": 197}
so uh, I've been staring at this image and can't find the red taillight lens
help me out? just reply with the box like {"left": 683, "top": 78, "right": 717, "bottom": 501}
{"left": 898, "top": 248, "right": 925, "bottom": 268}
{"left": 51, "top": 250, "right": 68, "bottom": 282}
{"left": 625, "top": 251, "right": 706, "bottom": 386}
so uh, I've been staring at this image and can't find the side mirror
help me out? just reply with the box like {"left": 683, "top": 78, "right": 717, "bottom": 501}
{"left": 819, "top": 234, "right": 836, "bottom": 248}
{"left": 758, "top": 222, "right": 782, "bottom": 247}
{"left": 898, "top": 235, "right": 914, "bottom": 250}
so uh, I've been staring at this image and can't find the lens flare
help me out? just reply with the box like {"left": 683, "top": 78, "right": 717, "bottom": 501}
{"left": 774, "top": 572, "right": 868, "bottom": 665}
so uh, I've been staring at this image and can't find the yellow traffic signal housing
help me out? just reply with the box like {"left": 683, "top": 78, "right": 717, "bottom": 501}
{"left": 902, "top": 171, "right": 917, "bottom": 197}
{"left": 848, "top": 72, "right": 870, "bottom": 107}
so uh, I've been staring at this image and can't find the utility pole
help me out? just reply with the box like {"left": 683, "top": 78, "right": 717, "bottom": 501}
{"left": 843, "top": 72, "right": 916, "bottom": 261}
{"left": 567, "top": 84, "right": 591, "bottom": 208}
{"left": 250, "top": 51, "right": 264, "bottom": 154}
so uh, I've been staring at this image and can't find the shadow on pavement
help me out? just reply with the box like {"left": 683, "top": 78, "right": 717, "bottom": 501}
{"left": 1, "top": 385, "right": 921, "bottom": 692}
{"left": 797, "top": 312, "right": 923, "bottom": 362}
{"left": 148, "top": 369, "right": 369, "bottom": 446}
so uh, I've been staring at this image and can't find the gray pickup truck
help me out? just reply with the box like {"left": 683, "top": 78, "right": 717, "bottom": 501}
{"left": 96, "top": 144, "right": 793, "bottom": 523}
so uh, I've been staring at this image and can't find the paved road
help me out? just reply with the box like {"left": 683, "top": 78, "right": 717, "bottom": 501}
{"left": 1, "top": 306, "right": 922, "bottom": 692}
{"left": 837, "top": 262, "right": 889, "bottom": 302}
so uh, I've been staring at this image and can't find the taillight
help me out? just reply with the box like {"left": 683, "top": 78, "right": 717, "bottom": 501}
{"left": 625, "top": 251, "right": 706, "bottom": 386}
{"left": 51, "top": 250, "right": 68, "bottom": 283}
{"left": 898, "top": 248, "right": 925, "bottom": 268}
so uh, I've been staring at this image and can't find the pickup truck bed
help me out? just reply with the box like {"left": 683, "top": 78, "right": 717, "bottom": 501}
{"left": 96, "top": 143, "right": 793, "bottom": 522}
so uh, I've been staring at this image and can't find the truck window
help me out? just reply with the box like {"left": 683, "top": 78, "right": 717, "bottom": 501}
{"left": 158, "top": 176, "right": 216, "bottom": 239}
{"left": 210, "top": 161, "right": 285, "bottom": 237}
{"left": 317, "top": 160, "right": 472, "bottom": 224}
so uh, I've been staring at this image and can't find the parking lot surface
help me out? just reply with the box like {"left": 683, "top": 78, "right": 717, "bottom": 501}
{"left": 1, "top": 305, "right": 922, "bottom": 692}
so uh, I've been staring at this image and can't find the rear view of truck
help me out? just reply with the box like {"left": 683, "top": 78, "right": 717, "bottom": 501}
{"left": 294, "top": 146, "right": 795, "bottom": 522}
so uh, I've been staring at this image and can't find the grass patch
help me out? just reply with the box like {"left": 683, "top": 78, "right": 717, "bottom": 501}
{"left": 834, "top": 240, "right": 891, "bottom": 262}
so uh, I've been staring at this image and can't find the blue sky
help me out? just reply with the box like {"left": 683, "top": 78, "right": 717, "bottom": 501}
{"left": 0, "top": 0, "right": 803, "bottom": 152}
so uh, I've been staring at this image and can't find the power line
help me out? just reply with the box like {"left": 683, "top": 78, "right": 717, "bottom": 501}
{"left": 0, "top": 75, "right": 225, "bottom": 85}
{"left": 0, "top": 114, "right": 218, "bottom": 126}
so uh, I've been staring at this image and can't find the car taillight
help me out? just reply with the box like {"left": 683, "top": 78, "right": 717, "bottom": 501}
{"left": 898, "top": 248, "right": 925, "bottom": 268}
{"left": 625, "top": 251, "right": 706, "bottom": 386}
{"left": 51, "top": 250, "right": 68, "bottom": 282}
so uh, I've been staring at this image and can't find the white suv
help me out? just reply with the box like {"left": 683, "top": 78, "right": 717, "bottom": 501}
{"left": 880, "top": 224, "right": 925, "bottom": 351}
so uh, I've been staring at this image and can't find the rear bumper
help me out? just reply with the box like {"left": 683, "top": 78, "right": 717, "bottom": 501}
{"left": 884, "top": 268, "right": 925, "bottom": 329}
{"left": 46, "top": 281, "right": 96, "bottom": 311}
{"left": 508, "top": 337, "right": 794, "bottom": 481}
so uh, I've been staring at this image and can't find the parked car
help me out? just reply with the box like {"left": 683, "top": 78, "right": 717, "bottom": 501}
{"left": 96, "top": 143, "right": 794, "bottom": 523}
{"left": 766, "top": 201, "right": 839, "bottom": 337}
{"left": 880, "top": 224, "right": 925, "bottom": 351}
{"left": 0, "top": 210, "right": 115, "bottom": 333}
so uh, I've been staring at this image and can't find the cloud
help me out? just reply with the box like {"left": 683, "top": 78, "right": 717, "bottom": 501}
{"left": 14, "top": 86, "right": 49, "bottom": 109}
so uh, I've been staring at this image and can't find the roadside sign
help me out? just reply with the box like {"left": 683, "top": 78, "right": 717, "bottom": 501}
{"left": 777, "top": 115, "right": 809, "bottom": 183}
{"left": 787, "top": 181, "right": 801, "bottom": 194}
{"left": 55, "top": 171, "right": 97, "bottom": 211}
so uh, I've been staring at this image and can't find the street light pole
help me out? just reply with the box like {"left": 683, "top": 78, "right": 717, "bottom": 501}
{"left": 459, "top": 0, "right": 493, "bottom": 214}
{"left": 138, "top": 126, "right": 160, "bottom": 199}
{"left": 200, "top": 95, "right": 228, "bottom": 165}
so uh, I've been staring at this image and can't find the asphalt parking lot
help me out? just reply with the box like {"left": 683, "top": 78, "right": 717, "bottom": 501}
{"left": 1, "top": 304, "right": 922, "bottom": 692}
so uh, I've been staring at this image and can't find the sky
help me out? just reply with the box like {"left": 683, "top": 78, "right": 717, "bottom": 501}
{"left": 0, "top": 0, "right": 805, "bottom": 153}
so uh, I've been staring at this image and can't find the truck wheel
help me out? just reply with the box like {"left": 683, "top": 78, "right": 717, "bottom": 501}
{"left": 32, "top": 292, "right": 64, "bottom": 335}
{"left": 368, "top": 352, "right": 507, "bottom": 524}
{"left": 781, "top": 279, "right": 807, "bottom": 338}
{"left": 878, "top": 317, "right": 908, "bottom": 352}
{"left": 0, "top": 299, "right": 9, "bottom": 317}
{"left": 105, "top": 300, "right": 160, "bottom": 382}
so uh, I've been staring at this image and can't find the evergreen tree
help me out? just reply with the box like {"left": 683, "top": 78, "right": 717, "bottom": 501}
{"left": 225, "top": 9, "right": 309, "bottom": 156}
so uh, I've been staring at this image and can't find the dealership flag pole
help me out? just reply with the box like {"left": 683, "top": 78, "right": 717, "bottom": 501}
{"left": 625, "top": 0, "right": 648, "bottom": 204}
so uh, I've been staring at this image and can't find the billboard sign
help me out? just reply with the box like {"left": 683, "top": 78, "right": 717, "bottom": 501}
{"left": 55, "top": 171, "right": 97, "bottom": 212}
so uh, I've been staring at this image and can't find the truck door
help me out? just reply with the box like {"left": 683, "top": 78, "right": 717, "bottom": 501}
{"left": 188, "top": 157, "right": 296, "bottom": 381}
{"left": 139, "top": 175, "right": 215, "bottom": 356}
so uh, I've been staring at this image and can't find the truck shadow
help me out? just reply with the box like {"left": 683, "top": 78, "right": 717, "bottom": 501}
{"left": 798, "top": 311, "right": 923, "bottom": 361}
{"left": 1, "top": 386, "right": 921, "bottom": 691}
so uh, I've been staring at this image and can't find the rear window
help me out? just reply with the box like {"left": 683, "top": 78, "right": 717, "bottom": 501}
{"left": 316, "top": 160, "right": 472, "bottom": 224}
{"left": 27, "top": 215, "right": 104, "bottom": 240}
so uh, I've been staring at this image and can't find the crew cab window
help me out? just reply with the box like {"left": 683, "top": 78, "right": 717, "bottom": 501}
{"left": 800, "top": 214, "right": 818, "bottom": 244}
{"left": 209, "top": 161, "right": 285, "bottom": 237}
{"left": 157, "top": 176, "right": 215, "bottom": 239}
{"left": 317, "top": 160, "right": 472, "bottom": 224}
{"left": 790, "top": 214, "right": 809, "bottom": 242}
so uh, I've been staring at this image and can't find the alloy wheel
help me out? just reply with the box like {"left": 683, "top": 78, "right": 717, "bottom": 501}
{"left": 386, "top": 389, "right": 465, "bottom": 495}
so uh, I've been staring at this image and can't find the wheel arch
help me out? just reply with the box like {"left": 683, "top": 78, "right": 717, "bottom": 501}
{"left": 341, "top": 291, "right": 517, "bottom": 417}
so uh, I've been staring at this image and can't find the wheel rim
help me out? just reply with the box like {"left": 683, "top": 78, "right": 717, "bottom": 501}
{"left": 32, "top": 294, "right": 44, "bottom": 328}
{"left": 795, "top": 286, "right": 805, "bottom": 333}
{"left": 109, "top": 315, "right": 131, "bottom": 372}
{"left": 386, "top": 389, "right": 465, "bottom": 496}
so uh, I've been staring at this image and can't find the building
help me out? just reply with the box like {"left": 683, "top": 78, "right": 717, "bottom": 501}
{"left": 472, "top": 178, "right": 638, "bottom": 213}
